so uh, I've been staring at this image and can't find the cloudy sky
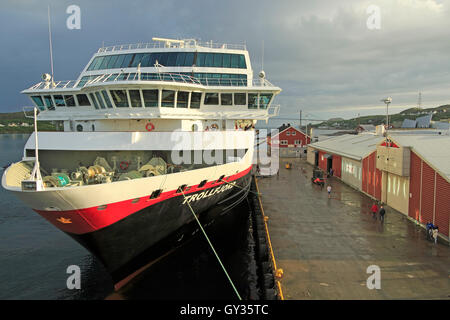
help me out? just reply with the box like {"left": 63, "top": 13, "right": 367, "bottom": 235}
{"left": 1, "top": 0, "right": 450, "bottom": 124}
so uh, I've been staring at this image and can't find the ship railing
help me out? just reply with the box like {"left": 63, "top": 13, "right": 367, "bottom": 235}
{"left": 97, "top": 40, "right": 246, "bottom": 53}
{"left": 86, "top": 72, "right": 203, "bottom": 85}
{"left": 267, "top": 104, "right": 281, "bottom": 117}
{"left": 25, "top": 74, "right": 277, "bottom": 91}
{"left": 28, "top": 80, "right": 80, "bottom": 90}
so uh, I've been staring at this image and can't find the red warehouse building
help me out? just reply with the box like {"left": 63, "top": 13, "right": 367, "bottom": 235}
{"left": 308, "top": 131, "right": 450, "bottom": 242}
{"left": 267, "top": 124, "right": 311, "bottom": 157}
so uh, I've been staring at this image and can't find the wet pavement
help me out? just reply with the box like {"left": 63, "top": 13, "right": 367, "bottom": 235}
{"left": 256, "top": 157, "right": 450, "bottom": 300}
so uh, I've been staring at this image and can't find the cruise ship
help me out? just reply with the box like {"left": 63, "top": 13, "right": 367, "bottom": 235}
{"left": 1, "top": 38, "right": 281, "bottom": 289}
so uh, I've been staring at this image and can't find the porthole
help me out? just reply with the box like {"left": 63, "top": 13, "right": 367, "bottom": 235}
{"left": 76, "top": 124, "right": 83, "bottom": 132}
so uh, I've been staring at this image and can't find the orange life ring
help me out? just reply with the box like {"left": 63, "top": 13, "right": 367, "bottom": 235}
{"left": 145, "top": 122, "right": 155, "bottom": 132}
{"left": 211, "top": 123, "right": 219, "bottom": 130}
{"left": 120, "top": 161, "right": 129, "bottom": 170}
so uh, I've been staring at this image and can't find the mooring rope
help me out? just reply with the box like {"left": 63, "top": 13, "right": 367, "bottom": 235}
{"left": 181, "top": 190, "right": 242, "bottom": 300}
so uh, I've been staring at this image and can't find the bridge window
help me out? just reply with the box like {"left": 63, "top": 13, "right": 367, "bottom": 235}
{"left": 231, "top": 54, "right": 239, "bottom": 68}
{"left": 87, "top": 56, "right": 103, "bottom": 71}
{"left": 142, "top": 89, "right": 158, "bottom": 107}
{"left": 221, "top": 93, "right": 232, "bottom": 105}
{"left": 101, "top": 91, "right": 113, "bottom": 108}
{"left": 129, "top": 90, "right": 142, "bottom": 108}
{"left": 31, "top": 96, "right": 45, "bottom": 111}
{"left": 213, "top": 53, "right": 223, "bottom": 67}
{"left": 190, "top": 92, "right": 202, "bottom": 109}
{"left": 43, "top": 95, "right": 55, "bottom": 110}
{"left": 184, "top": 53, "right": 195, "bottom": 66}
{"left": 234, "top": 93, "right": 246, "bottom": 105}
{"left": 175, "top": 52, "right": 186, "bottom": 66}
{"left": 259, "top": 93, "right": 273, "bottom": 109}
{"left": 87, "top": 52, "right": 246, "bottom": 70}
{"left": 64, "top": 95, "right": 76, "bottom": 107}
{"left": 196, "top": 53, "right": 206, "bottom": 67}
{"left": 167, "top": 52, "right": 177, "bottom": 66}
{"left": 106, "top": 55, "right": 119, "bottom": 69}
{"left": 99, "top": 55, "right": 112, "bottom": 70}
{"left": 110, "top": 90, "right": 129, "bottom": 107}
{"left": 222, "top": 54, "right": 231, "bottom": 68}
{"left": 239, "top": 55, "right": 246, "bottom": 68}
{"left": 158, "top": 52, "right": 168, "bottom": 66}
{"left": 205, "top": 53, "right": 214, "bottom": 67}
{"left": 95, "top": 92, "right": 106, "bottom": 109}
{"left": 161, "top": 90, "right": 175, "bottom": 107}
{"left": 76, "top": 94, "right": 91, "bottom": 106}
{"left": 121, "top": 54, "right": 134, "bottom": 68}
{"left": 113, "top": 55, "right": 126, "bottom": 68}
{"left": 177, "top": 91, "right": 189, "bottom": 108}
{"left": 248, "top": 93, "right": 258, "bottom": 109}
{"left": 89, "top": 93, "right": 100, "bottom": 109}
{"left": 130, "top": 53, "right": 145, "bottom": 68}
{"left": 204, "top": 93, "right": 219, "bottom": 105}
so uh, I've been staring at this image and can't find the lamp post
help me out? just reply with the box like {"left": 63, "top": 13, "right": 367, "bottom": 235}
{"left": 381, "top": 97, "right": 392, "bottom": 141}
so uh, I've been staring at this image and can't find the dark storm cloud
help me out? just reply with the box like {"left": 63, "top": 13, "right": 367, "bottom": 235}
{"left": 1, "top": 0, "right": 450, "bottom": 120}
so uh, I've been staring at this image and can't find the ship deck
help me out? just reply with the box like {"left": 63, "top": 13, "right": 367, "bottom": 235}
{"left": 256, "top": 157, "right": 450, "bottom": 299}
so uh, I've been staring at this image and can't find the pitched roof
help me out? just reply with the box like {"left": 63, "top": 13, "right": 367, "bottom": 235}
{"left": 389, "top": 132, "right": 450, "bottom": 181}
{"left": 309, "top": 133, "right": 383, "bottom": 160}
{"left": 268, "top": 125, "right": 308, "bottom": 138}
{"left": 357, "top": 124, "right": 376, "bottom": 131}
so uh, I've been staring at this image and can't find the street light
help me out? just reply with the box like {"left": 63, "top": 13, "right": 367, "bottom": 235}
{"left": 381, "top": 97, "right": 392, "bottom": 140}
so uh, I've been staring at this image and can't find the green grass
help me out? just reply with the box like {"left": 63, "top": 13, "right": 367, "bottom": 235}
{"left": 0, "top": 111, "right": 56, "bottom": 133}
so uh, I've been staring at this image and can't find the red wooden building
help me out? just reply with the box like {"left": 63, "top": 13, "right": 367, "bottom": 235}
{"left": 267, "top": 124, "right": 311, "bottom": 148}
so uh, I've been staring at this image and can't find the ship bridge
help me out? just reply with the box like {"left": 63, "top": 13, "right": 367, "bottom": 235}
{"left": 21, "top": 38, "right": 281, "bottom": 131}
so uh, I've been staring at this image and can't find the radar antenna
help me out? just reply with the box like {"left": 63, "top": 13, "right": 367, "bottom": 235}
{"left": 47, "top": 5, "right": 55, "bottom": 88}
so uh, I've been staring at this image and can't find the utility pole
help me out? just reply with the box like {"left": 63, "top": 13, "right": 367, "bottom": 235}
{"left": 299, "top": 110, "right": 302, "bottom": 131}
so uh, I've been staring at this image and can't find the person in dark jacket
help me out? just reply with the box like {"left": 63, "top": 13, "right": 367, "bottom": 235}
{"left": 379, "top": 205, "right": 386, "bottom": 222}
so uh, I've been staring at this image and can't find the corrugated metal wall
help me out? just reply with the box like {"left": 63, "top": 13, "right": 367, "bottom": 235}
{"left": 408, "top": 151, "right": 449, "bottom": 237}
{"left": 375, "top": 168, "right": 382, "bottom": 200}
{"left": 363, "top": 152, "right": 382, "bottom": 201}
{"left": 341, "top": 157, "right": 362, "bottom": 190}
{"left": 408, "top": 152, "right": 421, "bottom": 221}
{"left": 435, "top": 174, "right": 450, "bottom": 237}
{"left": 332, "top": 155, "right": 342, "bottom": 178}
{"left": 318, "top": 151, "right": 327, "bottom": 172}
{"left": 420, "top": 161, "right": 435, "bottom": 224}
{"left": 362, "top": 157, "right": 369, "bottom": 193}
{"left": 386, "top": 173, "right": 410, "bottom": 215}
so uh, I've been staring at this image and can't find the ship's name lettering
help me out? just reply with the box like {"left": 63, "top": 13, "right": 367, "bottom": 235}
{"left": 182, "top": 183, "right": 234, "bottom": 204}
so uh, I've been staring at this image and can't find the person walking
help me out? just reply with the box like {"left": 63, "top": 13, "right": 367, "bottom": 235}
{"left": 432, "top": 226, "right": 439, "bottom": 244}
{"left": 327, "top": 185, "right": 332, "bottom": 198}
{"left": 379, "top": 204, "right": 386, "bottom": 222}
{"left": 371, "top": 202, "right": 378, "bottom": 219}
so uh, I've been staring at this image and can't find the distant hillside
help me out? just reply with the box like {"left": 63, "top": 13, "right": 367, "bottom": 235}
{"left": 312, "top": 104, "right": 450, "bottom": 129}
{"left": 0, "top": 111, "right": 56, "bottom": 133}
